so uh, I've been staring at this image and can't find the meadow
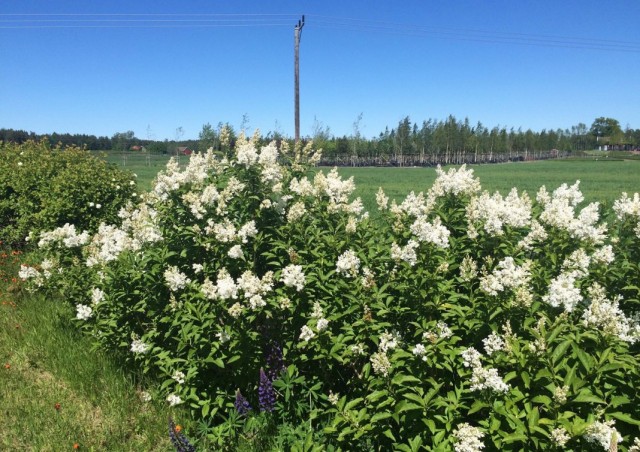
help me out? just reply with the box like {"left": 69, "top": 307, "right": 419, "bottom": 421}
{"left": 103, "top": 150, "right": 640, "bottom": 210}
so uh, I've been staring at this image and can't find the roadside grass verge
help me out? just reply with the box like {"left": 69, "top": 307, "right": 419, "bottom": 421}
{"left": 0, "top": 250, "right": 190, "bottom": 451}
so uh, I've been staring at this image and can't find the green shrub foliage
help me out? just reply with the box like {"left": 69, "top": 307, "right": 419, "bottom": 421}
{"left": 0, "top": 140, "right": 136, "bottom": 246}
{"left": 23, "top": 136, "right": 640, "bottom": 450}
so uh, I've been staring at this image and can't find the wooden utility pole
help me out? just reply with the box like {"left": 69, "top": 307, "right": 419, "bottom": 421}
{"left": 294, "top": 15, "right": 305, "bottom": 143}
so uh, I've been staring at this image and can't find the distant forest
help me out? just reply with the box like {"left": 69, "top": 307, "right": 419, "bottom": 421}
{"left": 2, "top": 115, "right": 639, "bottom": 165}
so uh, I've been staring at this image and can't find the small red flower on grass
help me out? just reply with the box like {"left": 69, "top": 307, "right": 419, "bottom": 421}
{"left": 175, "top": 425, "right": 182, "bottom": 433}
{"left": 73, "top": 443, "right": 80, "bottom": 449}
{"left": 54, "top": 403, "right": 61, "bottom": 411}
{"left": 3, "top": 363, "right": 10, "bottom": 369}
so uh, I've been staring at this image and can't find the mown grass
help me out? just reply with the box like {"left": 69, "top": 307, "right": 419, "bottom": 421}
{"left": 0, "top": 248, "right": 190, "bottom": 451}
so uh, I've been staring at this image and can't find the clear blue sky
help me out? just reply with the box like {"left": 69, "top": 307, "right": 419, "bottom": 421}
{"left": 1, "top": 0, "right": 639, "bottom": 140}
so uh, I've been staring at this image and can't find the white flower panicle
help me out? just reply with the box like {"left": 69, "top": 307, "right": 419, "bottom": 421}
{"left": 542, "top": 272, "right": 582, "bottom": 312}
{"left": 376, "top": 187, "right": 389, "bottom": 210}
{"left": 38, "top": 223, "right": 90, "bottom": 249}
{"left": 299, "top": 325, "right": 316, "bottom": 342}
{"left": 410, "top": 216, "right": 450, "bottom": 248}
{"left": 91, "top": 287, "right": 105, "bottom": 305}
{"left": 378, "top": 331, "right": 399, "bottom": 353}
{"left": 551, "top": 427, "right": 570, "bottom": 447}
{"left": 166, "top": 394, "right": 183, "bottom": 406}
{"left": 562, "top": 248, "right": 591, "bottom": 278}
{"left": 584, "top": 420, "right": 622, "bottom": 450}
{"left": 430, "top": 165, "right": 481, "bottom": 199}
{"left": 227, "top": 244, "right": 244, "bottom": 259}
{"left": 130, "top": 339, "right": 150, "bottom": 354}
{"left": 281, "top": 264, "right": 305, "bottom": 291}
{"left": 461, "top": 347, "right": 483, "bottom": 368}
{"left": 469, "top": 366, "right": 510, "bottom": 393}
{"left": 390, "top": 240, "right": 419, "bottom": 266}
{"left": 370, "top": 351, "right": 392, "bottom": 377}
{"left": 479, "top": 257, "right": 531, "bottom": 296}
{"left": 172, "top": 370, "right": 186, "bottom": 384}
{"left": 164, "top": 266, "right": 191, "bottom": 292}
{"left": 582, "top": 283, "right": 640, "bottom": 343}
{"left": 336, "top": 249, "right": 361, "bottom": 277}
{"left": 482, "top": 331, "right": 506, "bottom": 356}
{"left": 452, "top": 423, "right": 485, "bottom": 452}
{"left": 75, "top": 304, "right": 93, "bottom": 321}
{"left": 466, "top": 188, "right": 532, "bottom": 236}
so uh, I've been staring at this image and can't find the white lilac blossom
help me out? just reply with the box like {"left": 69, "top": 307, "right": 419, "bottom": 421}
{"left": 281, "top": 264, "right": 305, "bottom": 291}
{"left": 584, "top": 420, "right": 622, "bottom": 450}
{"left": 130, "top": 339, "right": 150, "bottom": 354}
{"left": 542, "top": 272, "right": 582, "bottom": 312}
{"left": 166, "top": 394, "right": 183, "bottom": 406}
{"left": 299, "top": 325, "right": 316, "bottom": 342}
{"left": 336, "top": 249, "right": 361, "bottom": 277}
{"left": 452, "top": 423, "right": 485, "bottom": 452}
{"left": 75, "top": 304, "right": 93, "bottom": 320}
{"left": 164, "top": 266, "right": 191, "bottom": 292}
{"left": 613, "top": 192, "right": 640, "bottom": 219}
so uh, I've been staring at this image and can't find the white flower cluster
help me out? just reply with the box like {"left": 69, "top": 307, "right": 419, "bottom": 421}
{"left": 390, "top": 191, "right": 434, "bottom": 218}
{"left": 172, "top": 370, "right": 186, "bottom": 384}
{"left": 370, "top": 351, "right": 392, "bottom": 377}
{"left": 299, "top": 325, "right": 315, "bottom": 342}
{"left": 18, "top": 265, "right": 44, "bottom": 287}
{"left": 422, "top": 321, "right": 454, "bottom": 344}
{"left": 517, "top": 220, "right": 548, "bottom": 250}
{"left": 164, "top": 266, "right": 191, "bottom": 292}
{"left": 459, "top": 255, "right": 478, "bottom": 282}
{"left": 281, "top": 264, "right": 305, "bottom": 291}
{"left": 336, "top": 249, "right": 360, "bottom": 277}
{"left": 562, "top": 248, "right": 591, "bottom": 278}
{"left": 166, "top": 393, "right": 183, "bottom": 406}
{"left": 479, "top": 257, "right": 531, "bottom": 296}
{"left": 466, "top": 188, "right": 531, "bottom": 237}
{"left": 482, "top": 331, "right": 506, "bottom": 356}
{"left": 551, "top": 427, "right": 570, "bottom": 447}
{"left": 452, "top": 423, "right": 485, "bottom": 452}
{"left": 390, "top": 240, "right": 419, "bottom": 266}
{"left": 582, "top": 283, "right": 640, "bottom": 343}
{"left": 117, "top": 202, "right": 163, "bottom": 245}
{"left": 409, "top": 216, "right": 450, "bottom": 248}
{"left": 584, "top": 420, "right": 622, "bottom": 450}
{"left": 75, "top": 304, "right": 93, "bottom": 320}
{"left": 91, "top": 287, "right": 105, "bottom": 305}
{"left": 629, "top": 437, "right": 640, "bottom": 452}
{"left": 538, "top": 182, "right": 606, "bottom": 243}
{"left": 430, "top": 165, "right": 481, "bottom": 199}
{"left": 461, "top": 347, "right": 509, "bottom": 394}
{"left": 542, "top": 272, "right": 582, "bottom": 312}
{"left": 614, "top": 192, "right": 640, "bottom": 238}
{"left": 153, "top": 149, "right": 223, "bottom": 201}
{"left": 85, "top": 224, "right": 133, "bottom": 267}
{"left": 38, "top": 223, "right": 90, "bottom": 249}
{"left": 130, "top": 339, "right": 149, "bottom": 354}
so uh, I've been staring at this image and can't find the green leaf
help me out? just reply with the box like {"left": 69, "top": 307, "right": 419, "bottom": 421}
{"left": 608, "top": 412, "right": 640, "bottom": 426}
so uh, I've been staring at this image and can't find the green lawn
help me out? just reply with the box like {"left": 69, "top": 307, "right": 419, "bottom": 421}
{"left": 101, "top": 151, "right": 640, "bottom": 212}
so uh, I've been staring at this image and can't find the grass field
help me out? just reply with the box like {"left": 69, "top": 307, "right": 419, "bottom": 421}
{"left": 101, "top": 151, "right": 640, "bottom": 213}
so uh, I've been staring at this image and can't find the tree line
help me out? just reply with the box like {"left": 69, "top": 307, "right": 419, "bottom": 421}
{"left": 2, "top": 116, "right": 639, "bottom": 165}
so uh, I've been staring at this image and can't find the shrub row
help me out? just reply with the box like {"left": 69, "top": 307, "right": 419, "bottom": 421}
{"left": 21, "top": 137, "right": 640, "bottom": 451}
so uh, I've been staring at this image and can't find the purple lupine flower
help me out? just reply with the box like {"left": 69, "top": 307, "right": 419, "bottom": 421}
{"left": 265, "top": 341, "right": 286, "bottom": 381}
{"left": 234, "top": 389, "right": 252, "bottom": 416}
{"left": 258, "top": 367, "right": 276, "bottom": 412}
{"left": 168, "top": 417, "right": 196, "bottom": 452}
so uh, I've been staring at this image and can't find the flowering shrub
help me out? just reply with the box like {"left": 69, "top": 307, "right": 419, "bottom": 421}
{"left": 23, "top": 135, "right": 640, "bottom": 450}
{"left": 0, "top": 140, "right": 136, "bottom": 246}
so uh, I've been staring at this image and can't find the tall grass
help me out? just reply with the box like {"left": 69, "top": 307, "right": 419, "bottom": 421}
{"left": 0, "top": 248, "right": 187, "bottom": 451}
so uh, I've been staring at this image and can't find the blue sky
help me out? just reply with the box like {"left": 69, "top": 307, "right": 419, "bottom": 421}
{"left": 1, "top": 0, "right": 639, "bottom": 140}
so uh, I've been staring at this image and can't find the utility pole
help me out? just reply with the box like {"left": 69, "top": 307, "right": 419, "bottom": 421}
{"left": 294, "top": 15, "right": 305, "bottom": 144}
